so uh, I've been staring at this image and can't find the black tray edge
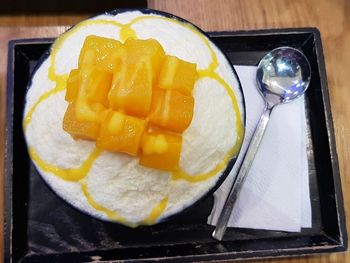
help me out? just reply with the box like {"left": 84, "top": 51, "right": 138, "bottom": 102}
{"left": 17, "top": 235, "right": 344, "bottom": 263}
{"left": 4, "top": 38, "right": 57, "bottom": 263}
{"left": 4, "top": 39, "right": 16, "bottom": 263}
{"left": 208, "top": 27, "right": 321, "bottom": 36}
{"left": 312, "top": 29, "right": 348, "bottom": 249}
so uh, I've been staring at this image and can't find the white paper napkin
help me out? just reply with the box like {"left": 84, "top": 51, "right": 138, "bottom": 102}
{"left": 207, "top": 66, "right": 311, "bottom": 232}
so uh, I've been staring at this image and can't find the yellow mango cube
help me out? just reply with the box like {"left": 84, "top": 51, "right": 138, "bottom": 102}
{"left": 96, "top": 111, "right": 146, "bottom": 156}
{"left": 72, "top": 66, "right": 109, "bottom": 123}
{"left": 96, "top": 46, "right": 127, "bottom": 73}
{"left": 63, "top": 103, "right": 100, "bottom": 140}
{"left": 149, "top": 89, "right": 194, "bottom": 133}
{"left": 65, "top": 69, "right": 80, "bottom": 102}
{"left": 124, "top": 38, "right": 165, "bottom": 79}
{"left": 140, "top": 131, "right": 182, "bottom": 171}
{"left": 158, "top": 55, "right": 197, "bottom": 95}
{"left": 85, "top": 67, "right": 113, "bottom": 107}
{"left": 108, "top": 59, "right": 153, "bottom": 117}
{"left": 78, "top": 35, "right": 122, "bottom": 67}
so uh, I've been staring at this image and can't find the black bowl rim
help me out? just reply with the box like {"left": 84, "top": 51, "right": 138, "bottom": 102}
{"left": 23, "top": 7, "right": 246, "bottom": 226}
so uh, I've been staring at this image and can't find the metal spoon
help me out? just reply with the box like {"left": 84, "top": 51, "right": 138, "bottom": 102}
{"left": 212, "top": 47, "right": 311, "bottom": 240}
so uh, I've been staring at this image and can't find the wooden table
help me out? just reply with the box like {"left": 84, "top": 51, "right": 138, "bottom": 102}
{"left": 0, "top": 0, "right": 349, "bottom": 262}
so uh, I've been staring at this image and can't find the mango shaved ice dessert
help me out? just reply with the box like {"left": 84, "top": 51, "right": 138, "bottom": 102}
{"left": 23, "top": 10, "right": 244, "bottom": 226}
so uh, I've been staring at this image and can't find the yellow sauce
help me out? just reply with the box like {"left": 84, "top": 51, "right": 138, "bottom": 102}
{"left": 29, "top": 147, "right": 102, "bottom": 181}
{"left": 141, "top": 196, "right": 169, "bottom": 225}
{"left": 23, "top": 14, "right": 244, "bottom": 224}
{"left": 80, "top": 181, "right": 132, "bottom": 225}
{"left": 23, "top": 74, "right": 68, "bottom": 130}
{"left": 172, "top": 145, "right": 239, "bottom": 183}
{"left": 82, "top": 181, "right": 169, "bottom": 227}
{"left": 171, "top": 70, "right": 244, "bottom": 182}
{"left": 120, "top": 25, "right": 137, "bottom": 42}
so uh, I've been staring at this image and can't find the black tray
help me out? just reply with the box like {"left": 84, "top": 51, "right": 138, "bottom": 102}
{"left": 4, "top": 28, "right": 347, "bottom": 262}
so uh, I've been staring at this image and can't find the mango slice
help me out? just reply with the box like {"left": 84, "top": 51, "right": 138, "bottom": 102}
{"left": 96, "top": 111, "right": 145, "bottom": 156}
{"left": 65, "top": 69, "right": 80, "bottom": 102}
{"left": 85, "top": 68, "right": 113, "bottom": 107}
{"left": 74, "top": 67, "right": 103, "bottom": 123}
{"left": 140, "top": 131, "right": 182, "bottom": 171}
{"left": 63, "top": 103, "right": 100, "bottom": 140}
{"left": 108, "top": 58, "right": 153, "bottom": 117}
{"left": 78, "top": 35, "right": 122, "bottom": 67}
{"left": 63, "top": 35, "right": 197, "bottom": 171}
{"left": 158, "top": 55, "right": 197, "bottom": 95}
{"left": 96, "top": 46, "right": 127, "bottom": 73}
{"left": 124, "top": 38, "right": 165, "bottom": 78}
{"left": 149, "top": 89, "right": 194, "bottom": 133}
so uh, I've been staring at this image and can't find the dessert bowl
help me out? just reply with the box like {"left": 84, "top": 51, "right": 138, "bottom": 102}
{"left": 23, "top": 8, "right": 245, "bottom": 227}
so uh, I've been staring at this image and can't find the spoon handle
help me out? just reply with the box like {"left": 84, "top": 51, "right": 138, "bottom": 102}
{"left": 212, "top": 106, "right": 272, "bottom": 241}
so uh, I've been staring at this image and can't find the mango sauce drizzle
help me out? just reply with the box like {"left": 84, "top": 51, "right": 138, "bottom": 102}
{"left": 82, "top": 179, "right": 169, "bottom": 227}
{"left": 23, "top": 74, "right": 68, "bottom": 130}
{"left": 23, "top": 14, "right": 244, "bottom": 224}
{"left": 29, "top": 147, "right": 102, "bottom": 181}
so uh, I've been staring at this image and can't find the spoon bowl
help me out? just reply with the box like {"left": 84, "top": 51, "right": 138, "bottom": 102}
{"left": 257, "top": 47, "right": 311, "bottom": 108}
{"left": 212, "top": 47, "right": 311, "bottom": 241}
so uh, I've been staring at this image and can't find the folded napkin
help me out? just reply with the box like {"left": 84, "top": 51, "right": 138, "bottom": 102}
{"left": 207, "top": 66, "right": 311, "bottom": 232}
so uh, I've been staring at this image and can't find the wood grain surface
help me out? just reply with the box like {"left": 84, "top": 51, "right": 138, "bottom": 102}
{"left": 0, "top": 0, "right": 349, "bottom": 262}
